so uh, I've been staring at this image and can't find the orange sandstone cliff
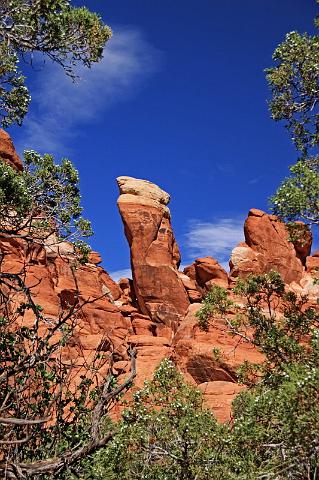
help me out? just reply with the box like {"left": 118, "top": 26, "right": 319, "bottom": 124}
{"left": 1, "top": 132, "right": 318, "bottom": 422}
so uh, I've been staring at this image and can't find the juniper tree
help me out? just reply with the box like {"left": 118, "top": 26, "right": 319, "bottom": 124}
{"left": 267, "top": 4, "right": 319, "bottom": 238}
{"left": 85, "top": 359, "right": 229, "bottom": 480}
{"left": 196, "top": 272, "right": 319, "bottom": 479}
{"left": 0, "top": 0, "right": 112, "bottom": 127}
{"left": 0, "top": 150, "right": 93, "bottom": 261}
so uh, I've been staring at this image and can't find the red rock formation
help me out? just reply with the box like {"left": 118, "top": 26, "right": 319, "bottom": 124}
{"left": 117, "top": 176, "right": 189, "bottom": 331}
{"left": 177, "top": 271, "right": 203, "bottom": 302}
{"left": 306, "top": 255, "right": 319, "bottom": 274}
{"left": 2, "top": 133, "right": 318, "bottom": 423}
{"left": 0, "top": 129, "right": 23, "bottom": 171}
{"left": 171, "top": 303, "right": 263, "bottom": 420}
{"left": 290, "top": 253, "right": 319, "bottom": 301}
{"left": 184, "top": 256, "right": 229, "bottom": 292}
{"left": 1, "top": 239, "right": 130, "bottom": 356}
{"left": 230, "top": 208, "right": 310, "bottom": 284}
{"left": 293, "top": 222, "right": 312, "bottom": 263}
{"left": 198, "top": 382, "right": 244, "bottom": 422}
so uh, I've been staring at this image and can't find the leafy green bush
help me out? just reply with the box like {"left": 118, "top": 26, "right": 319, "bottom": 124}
{"left": 84, "top": 359, "right": 232, "bottom": 480}
{"left": 267, "top": 7, "right": 319, "bottom": 242}
{"left": 266, "top": 29, "right": 319, "bottom": 155}
{"left": 195, "top": 271, "right": 319, "bottom": 478}
{"left": 271, "top": 157, "right": 319, "bottom": 228}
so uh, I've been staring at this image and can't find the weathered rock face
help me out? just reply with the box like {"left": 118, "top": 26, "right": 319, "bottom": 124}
{"left": 171, "top": 302, "right": 264, "bottom": 420}
{"left": 291, "top": 253, "right": 319, "bottom": 300}
{"left": 0, "top": 129, "right": 23, "bottom": 171}
{"left": 1, "top": 237, "right": 129, "bottom": 357}
{"left": 117, "top": 176, "right": 189, "bottom": 331}
{"left": 293, "top": 222, "right": 313, "bottom": 263}
{"left": 230, "top": 208, "right": 309, "bottom": 284}
{"left": 184, "top": 256, "right": 229, "bottom": 292}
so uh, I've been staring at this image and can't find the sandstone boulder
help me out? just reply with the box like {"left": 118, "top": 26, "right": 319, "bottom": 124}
{"left": 230, "top": 209, "right": 307, "bottom": 284}
{"left": 173, "top": 304, "right": 263, "bottom": 375}
{"left": 292, "top": 223, "right": 312, "bottom": 263}
{"left": 184, "top": 256, "right": 228, "bottom": 291}
{"left": 117, "top": 176, "right": 170, "bottom": 206}
{"left": 306, "top": 255, "right": 319, "bottom": 274}
{"left": 290, "top": 254, "right": 319, "bottom": 301}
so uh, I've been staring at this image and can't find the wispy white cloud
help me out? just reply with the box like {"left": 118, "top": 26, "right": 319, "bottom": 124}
{"left": 184, "top": 218, "right": 244, "bottom": 268}
{"left": 18, "top": 27, "right": 161, "bottom": 154}
{"left": 109, "top": 268, "right": 132, "bottom": 282}
{"left": 248, "top": 177, "right": 261, "bottom": 185}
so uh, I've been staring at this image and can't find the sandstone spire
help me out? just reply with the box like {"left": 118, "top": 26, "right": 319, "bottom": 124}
{"left": 117, "top": 176, "right": 189, "bottom": 331}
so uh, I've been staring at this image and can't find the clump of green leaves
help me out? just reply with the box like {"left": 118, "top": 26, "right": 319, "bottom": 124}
{"left": 270, "top": 157, "right": 319, "bottom": 226}
{"left": 85, "top": 359, "right": 229, "bottom": 480}
{"left": 0, "top": 0, "right": 112, "bottom": 127}
{"left": 234, "top": 272, "right": 318, "bottom": 378}
{"left": 267, "top": 7, "right": 319, "bottom": 238}
{"left": 266, "top": 30, "right": 319, "bottom": 155}
{"left": 0, "top": 150, "right": 92, "bottom": 261}
{"left": 198, "top": 271, "right": 318, "bottom": 381}
{"left": 231, "top": 358, "right": 319, "bottom": 478}
{"left": 196, "top": 284, "right": 233, "bottom": 332}
{"left": 0, "top": 43, "right": 30, "bottom": 127}
{"left": 194, "top": 272, "right": 319, "bottom": 478}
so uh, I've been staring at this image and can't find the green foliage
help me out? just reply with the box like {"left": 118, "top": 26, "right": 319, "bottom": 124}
{"left": 0, "top": 157, "right": 32, "bottom": 215}
{"left": 266, "top": 30, "right": 319, "bottom": 155}
{"left": 0, "top": 43, "right": 30, "bottom": 127}
{"left": 0, "top": 150, "right": 92, "bottom": 260}
{"left": 194, "top": 272, "right": 319, "bottom": 478}
{"left": 231, "top": 358, "right": 319, "bottom": 478}
{"left": 85, "top": 359, "right": 229, "bottom": 480}
{"left": 267, "top": 8, "right": 319, "bottom": 236}
{"left": 195, "top": 284, "right": 233, "bottom": 332}
{"left": 270, "top": 157, "right": 319, "bottom": 226}
{"left": 234, "top": 272, "right": 318, "bottom": 379}
{"left": 198, "top": 271, "right": 319, "bottom": 382}
{"left": 0, "top": 0, "right": 112, "bottom": 127}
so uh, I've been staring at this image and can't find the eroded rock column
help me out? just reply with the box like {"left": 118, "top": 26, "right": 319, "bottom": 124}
{"left": 117, "top": 176, "right": 189, "bottom": 331}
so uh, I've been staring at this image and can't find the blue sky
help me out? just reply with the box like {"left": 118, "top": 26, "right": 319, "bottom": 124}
{"left": 9, "top": 0, "right": 318, "bottom": 279}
